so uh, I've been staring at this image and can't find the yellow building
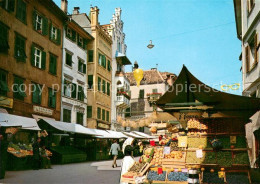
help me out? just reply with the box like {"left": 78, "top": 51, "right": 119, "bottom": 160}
{"left": 72, "top": 7, "right": 112, "bottom": 129}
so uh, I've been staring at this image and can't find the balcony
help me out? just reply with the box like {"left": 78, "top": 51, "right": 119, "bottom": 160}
{"left": 116, "top": 91, "right": 130, "bottom": 109}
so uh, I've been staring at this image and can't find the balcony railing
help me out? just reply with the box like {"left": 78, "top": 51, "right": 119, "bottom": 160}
{"left": 116, "top": 95, "right": 130, "bottom": 108}
{"left": 147, "top": 93, "right": 162, "bottom": 102}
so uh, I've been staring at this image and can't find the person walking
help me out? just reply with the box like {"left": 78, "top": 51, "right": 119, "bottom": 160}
{"left": 32, "top": 137, "right": 41, "bottom": 170}
{"left": 109, "top": 139, "right": 120, "bottom": 168}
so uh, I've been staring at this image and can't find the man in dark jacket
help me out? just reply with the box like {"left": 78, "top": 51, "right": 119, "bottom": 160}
{"left": 32, "top": 137, "right": 41, "bottom": 170}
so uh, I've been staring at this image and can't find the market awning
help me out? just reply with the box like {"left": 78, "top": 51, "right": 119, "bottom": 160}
{"left": 0, "top": 113, "right": 40, "bottom": 130}
{"left": 95, "top": 130, "right": 128, "bottom": 139}
{"left": 37, "top": 119, "right": 97, "bottom": 136}
{"left": 131, "top": 131, "right": 155, "bottom": 139}
{"left": 156, "top": 65, "right": 260, "bottom": 120}
{"left": 123, "top": 132, "right": 146, "bottom": 139}
{"left": 116, "top": 52, "right": 132, "bottom": 65}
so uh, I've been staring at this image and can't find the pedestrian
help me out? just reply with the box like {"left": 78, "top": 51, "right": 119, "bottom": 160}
{"left": 32, "top": 137, "right": 41, "bottom": 170}
{"left": 0, "top": 132, "right": 8, "bottom": 179}
{"left": 40, "top": 145, "right": 52, "bottom": 169}
{"left": 120, "top": 145, "right": 135, "bottom": 184}
{"left": 109, "top": 139, "right": 120, "bottom": 168}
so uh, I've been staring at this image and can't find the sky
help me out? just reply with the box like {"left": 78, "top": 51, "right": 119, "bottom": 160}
{"left": 53, "top": 0, "right": 242, "bottom": 95}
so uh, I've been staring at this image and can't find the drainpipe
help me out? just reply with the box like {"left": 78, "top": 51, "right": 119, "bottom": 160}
{"left": 60, "top": 22, "right": 66, "bottom": 121}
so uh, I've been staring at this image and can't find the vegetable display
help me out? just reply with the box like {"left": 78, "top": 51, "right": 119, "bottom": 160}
{"left": 203, "top": 172, "right": 225, "bottom": 184}
{"left": 129, "top": 162, "right": 146, "bottom": 172}
{"left": 217, "top": 151, "right": 232, "bottom": 167}
{"left": 226, "top": 173, "right": 249, "bottom": 184}
{"left": 147, "top": 171, "right": 166, "bottom": 181}
{"left": 233, "top": 152, "right": 249, "bottom": 165}
{"left": 187, "top": 137, "right": 211, "bottom": 149}
{"left": 167, "top": 172, "right": 188, "bottom": 181}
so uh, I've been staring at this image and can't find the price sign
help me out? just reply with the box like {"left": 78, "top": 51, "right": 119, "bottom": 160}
{"left": 196, "top": 149, "right": 203, "bottom": 158}
{"left": 178, "top": 136, "right": 187, "bottom": 148}
{"left": 163, "top": 147, "right": 171, "bottom": 155}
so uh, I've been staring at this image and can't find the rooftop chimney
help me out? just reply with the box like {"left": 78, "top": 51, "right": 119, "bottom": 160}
{"left": 90, "top": 6, "right": 99, "bottom": 26}
{"left": 73, "top": 7, "right": 80, "bottom": 14}
{"left": 61, "top": 0, "right": 68, "bottom": 14}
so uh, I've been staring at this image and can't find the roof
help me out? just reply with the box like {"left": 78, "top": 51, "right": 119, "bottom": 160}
{"left": 160, "top": 72, "right": 177, "bottom": 80}
{"left": 40, "top": 0, "right": 68, "bottom": 21}
{"left": 157, "top": 65, "right": 260, "bottom": 120}
{"left": 233, "top": 0, "right": 242, "bottom": 40}
{"left": 126, "top": 69, "right": 167, "bottom": 86}
{"left": 0, "top": 113, "right": 40, "bottom": 130}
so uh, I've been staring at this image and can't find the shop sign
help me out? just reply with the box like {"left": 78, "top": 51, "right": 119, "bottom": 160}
{"left": 0, "top": 96, "right": 13, "bottom": 108}
{"left": 33, "top": 105, "right": 53, "bottom": 116}
{"left": 173, "top": 112, "right": 203, "bottom": 122}
{"left": 98, "top": 122, "right": 110, "bottom": 129}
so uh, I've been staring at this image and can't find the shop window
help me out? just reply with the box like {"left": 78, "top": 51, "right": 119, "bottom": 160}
{"left": 87, "top": 75, "right": 93, "bottom": 89}
{"left": 49, "top": 54, "right": 57, "bottom": 75}
{"left": 65, "top": 52, "right": 73, "bottom": 67}
{"left": 0, "top": 70, "right": 9, "bottom": 96}
{"left": 98, "top": 77, "right": 101, "bottom": 91}
{"left": 32, "top": 83, "right": 42, "bottom": 105}
{"left": 106, "top": 111, "right": 109, "bottom": 122}
{"left": 14, "top": 33, "right": 26, "bottom": 62}
{"left": 49, "top": 23, "right": 61, "bottom": 45}
{"left": 48, "top": 88, "right": 56, "bottom": 108}
{"left": 78, "top": 58, "right": 86, "bottom": 74}
{"left": 32, "top": 11, "right": 48, "bottom": 35}
{"left": 102, "top": 79, "right": 106, "bottom": 94}
{"left": 139, "top": 89, "right": 144, "bottom": 99}
{"left": 31, "top": 45, "right": 46, "bottom": 69}
{"left": 107, "top": 82, "right": 110, "bottom": 96}
{"left": 76, "top": 112, "right": 84, "bottom": 125}
{"left": 16, "top": 0, "right": 26, "bottom": 24}
{"left": 87, "top": 106, "right": 92, "bottom": 118}
{"left": 13, "top": 76, "right": 26, "bottom": 100}
{"left": 77, "top": 85, "right": 85, "bottom": 101}
{"left": 0, "top": 21, "right": 10, "bottom": 53}
{"left": 63, "top": 109, "right": 71, "bottom": 123}
{"left": 102, "top": 109, "right": 105, "bottom": 121}
{"left": 88, "top": 50, "right": 93, "bottom": 62}
{"left": 1, "top": 0, "right": 15, "bottom": 12}
{"left": 97, "top": 107, "right": 101, "bottom": 119}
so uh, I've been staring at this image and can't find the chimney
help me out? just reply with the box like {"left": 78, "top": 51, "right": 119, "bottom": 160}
{"left": 151, "top": 68, "right": 157, "bottom": 71}
{"left": 90, "top": 6, "right": 99, "bottom": 26}
{"left": 61, "top": 0, "right": 68, "bottom": 14}
{"left": 73, "top": 7, "right": 80, "bottom": 14}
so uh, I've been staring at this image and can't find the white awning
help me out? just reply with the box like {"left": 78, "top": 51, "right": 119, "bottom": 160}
{"left": 0, "top": 113, "right": 41, "bottom": 130}
{"left": 107, "top": 130, "right": 128, "bottom": 138}
{"left": 131, "top": 131, "right": 155, "bottom": 139}
{"left": 123, "top": 132, "right": 146, "bottom": 139}
{"left": 39, "top": 119, "right": 97, "bottom": 136}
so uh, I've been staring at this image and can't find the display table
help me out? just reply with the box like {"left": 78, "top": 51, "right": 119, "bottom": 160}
{"left": 6, "top": 153, "right": 34, "bottom": 171}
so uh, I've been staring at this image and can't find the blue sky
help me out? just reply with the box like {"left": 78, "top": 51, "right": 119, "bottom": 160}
{"left": 54, "top": 0, "right": 242, "bottom": 95}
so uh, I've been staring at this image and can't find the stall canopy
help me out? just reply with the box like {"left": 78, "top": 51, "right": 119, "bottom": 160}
{"left": 38, "top": 119, "right": 97, "bottom": 136}
{"left": 0, "top": 113, "right": 40, "bottom": 130}
{"left": 123, "top": 132, "right": 146, "bottom": 139}
{"left": 131, "top": 131, "right": 155, "bottom": 139}
{"left": 95, "top": 130, "right": 128, "bottom": 139}
{"left": 156, "top": 65, "right": 260, "bottom": 119}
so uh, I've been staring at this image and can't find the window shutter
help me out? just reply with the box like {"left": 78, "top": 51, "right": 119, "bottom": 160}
{"left": 32, "top": 11, "right": 37, "bottom": 30}
{"left": 83, "top": 64, "right": 86, "bottom": 74}
{"left": 72, "top": 83, "right": 77, "bottom": 98}
{"left": 52, "top": 92, "right": 56, "bottom": 108}
{"left": 88, "top": 50, "right": 93, "bottom": 62}
{"left": 77, "top": 33, "right": 80, "bottom": 46}
{"left": 8, "top": 0, "right": 15, "bottom": 12}
{"left": 41, "top": 50, "right": 46, "bottom": 69}
{"left": 245, "top": 45, "right": 250, "bottom": 72}
{"left": 49, "top": 22, "right": 52, "bottom": 40}
{"left": 72, "top": 30, "right": 76, "bottom": 42}
{"left": 83, "top": 39, "right": 87, "bottom": 50}
{"left": 53, "top": 57, "right": 57, "bottom": 75}
{"left": 57, "top": 28, "right": 61, "bottom": 45}
{"left": 255, "top": 33, "right": 258, "bottom": 64}
{"left": 98, "top": 77, "right": 101, "bottom": 91}
{"left": 107, "top": 82, "right": 110, "bottom": 96}
{"left": 42, "top": 16, "right": 48, "bottom": 36}
{"left": 31, "top": 45, "right": 35, "bottom": 66}
{"left": 78, "top": 60, "right": 81, "bottom": 71}
{"left": 32, "top": 84, "right": 38, "bottom": 104}
{"left": 104, "top": 56, "right": 106, "bottom": 68}
{"left": 106, "top": 111, "right": 109, "bottom": 122}
{"left": 87, "top": 106, "right": 92, "bottom": 118}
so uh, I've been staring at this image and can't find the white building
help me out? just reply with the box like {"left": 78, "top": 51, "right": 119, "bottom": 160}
{"left": 102, "top": 8, "right": 132, "bottom": 131}
{"left": 60, "top": 3, "right": 93, "bottom": 126}
{"left": 234, "top": 0, "right": 260, "bottom": 167}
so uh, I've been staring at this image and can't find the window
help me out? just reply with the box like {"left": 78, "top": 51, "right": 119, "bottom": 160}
{"left": 48, "top": 88, "right": 56, "bottom": 108}
{"left": 102, "top": 55, "right": 106, "bottom": 68}
{"left": 65, "top": 26, "right": 76, "bottom": 42}
{"left": 125, "top": 108, "right": 131, "bottom": 117}
{"left": 1, "top": 0, "right": 15, "bottom": 12}
{"left": 152, "top": 89, "right": 158, "bottom": 93}
{"left": 32, "top": 83, "right": 42, "bottom": 105}
{"left": 13, "top": 76, "right": 26, "bottom": 100}
{"left": 65, "top": 52, "right": 72, "bottom": 67}
{"left": 76, "top": 112, "right": 84, "bottom": 125}
{"left": 98, "top": 77, "right": 101, "bottom": 91}
{"left": 0, "top": 70, "right": 9, "bottom": 96}
{"left": 139, "top": 89, "right": 144, "bottom": 99}
{"left": 78, "top": 59, "right": 86, "bottom": 74}
{"left": 247, "top": 0, "right": 255, "bottom": 14}
{"left": 88, "top": 50, "right": 93, "bottom": 62}
{"left": 16, "top": 0, "right": 26, "bottom": 23}
{"left": 107, "top": 82, "right": 110, "bottom": 96}
{"left": 77, "top": 34, "right": 83, "bottom": 47}
{"left": 33, "top": 11, "right": 48, "bottom": 35}
{"left": 246, "top": 32, "right": 258, "bottom": 72}
{"left": 31, "top": 45, "right": 46, "bottom": 69}
{"left": 107, "top": 60, "right": 111, "bottom": 71}
{"left": 102, "top": 109, "right": 105, "bottom": 121}
{"left": 98, "top": 53, "right": 102, "bottom": 65}
{"left": 97, "top": 107, "right": 101, "bottom": 119}
{"left": 0, "top": 22, "right": 9, "bottom": 53}
{"left": 102, "top": 80, "right": 106, "bottom": 94}
{"left": 88, "top": 75, "right": 93, "bottom": 89}
{"left": 14, "top": 34, "right": 26, "bottom": 62}
{"left": 63, "top": 109, "right": 71, "bottom": 123}
{"left": 106, "top": 111, "right": 109, "bottom": 122}
{"left": 49, "top": 54, "right": 57, "bottom": 75}
{"left": 78, "top": 85, "right": 85, "bottom": 101}
{"left": 63, "top": 80, "right": 77, "bottom": 98}
{"left": 49, "top": 23, "right": 61, "bottom": 45}
{"left": 87, "top": 106, "right": 92, "bottom": 118}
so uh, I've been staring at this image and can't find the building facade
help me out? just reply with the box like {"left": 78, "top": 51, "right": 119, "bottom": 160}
{"left": 0, "top": 0, "right": 67, "bottom": 120}
{"left": 72, "top": 7, "right": 113, "bottom": 129}
{"left": 103, "top": 8, "right": 132, "bottom": 131}
{"left": 234, "top": 0, "right": 260, "bottom": 167}
{"left": 60, "top": 3, "right": 93, "bottom": 126}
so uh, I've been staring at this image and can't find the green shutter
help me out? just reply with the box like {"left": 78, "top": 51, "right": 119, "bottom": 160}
{"left": 41, "top": 50, "right": 46, "bottom": 69}
{"left": 107, "top": 82, "right": 110, "bottom": 96}
{"left": 106, "top": 111, "right": 109, "bottom": 122}
{"left": 42, "top": 16, "right": 48, "bottom": 35}
{"left": 52, "top": 91, "right": 56, "bottom": 108}
{"left": 102, "top": 80, "right": 106, "bottom": 93}
{"left": 107, "top": 60, "right": 111, "bottom": 71}
{"left": 56, "top": 28, "right": 61, "bottom": 45}
{"left": 102, "top": 109, "right": 105, "bottom": 121}
{"left": 72, "top": 30, "right": 76, "bottom": 42}
{"left": 8, "top": 0, "right": 15, "bottom": 12}
{"left": 98, "top": 77, "right": 101, "bottom": 91}
{"left": 71, "top": 83, "right": 77, "bottom": 98}
{"left": 31, "top": 45, "right": 35, "bottom": 66}
{"left": 88, "top": 50, "right": 93, "bottom": 62}
{"left": 49, "top": 22, "right": 52, "bottom": 40}
{"left": 32, "top": 11, "right": 37, "bottom": 30}
{"left": 87, "top": 106, "right": 92, "bottom": 118}
{"left": 97, "top": 107, "right": 101, "bottom": 119}
{"left": 77, "top": 33, "right": 80, "bottom": 46}
{"left": 83, "top": 64, "right": 86, "bottom": 74}
{"left": 78, "top": 60, "right": 81, "bottom": 72}
{"left": 104, "top": 56, "right": 106, "bottom": 68}
{"left": 83, "top": 38, "right": 87, "bottom": 49}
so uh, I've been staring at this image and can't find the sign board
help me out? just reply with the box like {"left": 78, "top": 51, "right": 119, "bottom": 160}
{"left": 33, "top": 106, "right": 53, "bottom": 116}
{"left": 0, "top": 96, "right": 13, "bottom": 108}
{"left": 178, "top": 136, "right": 187, "bottom": 148}
{"left": 218, "top": 171, "right": 225, "bottom": 178}
{"left": 98, "top": 122, "right": 110, "bottom": 129}
{"left": 163, "top": 147, "right": 171, "bottom": 155}
{"left": 196, "top": 149, "right": 203, "bottom": 158}
{"left": 230, "top": 136, "right": 236, "bottom": 144}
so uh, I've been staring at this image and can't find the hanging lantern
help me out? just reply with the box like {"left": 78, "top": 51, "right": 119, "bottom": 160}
{"left": 122, "top": 121, "right": 127, "bottom": 127}
{"left": 133, "top": 68, "right": 144, "bottom": 87}
{"left": 147, "top": 40, "right": 154, "bottom": 49}
{"left": 139, "top": 119, "right": 145, "bottom": 127}
{"left": 145, "top": 118, "right": 152, "bottom": 126}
